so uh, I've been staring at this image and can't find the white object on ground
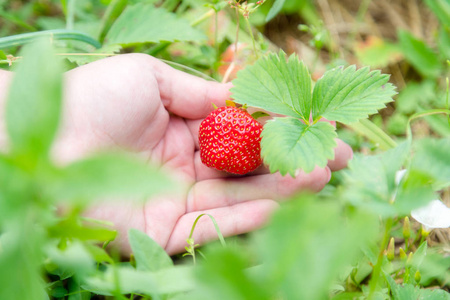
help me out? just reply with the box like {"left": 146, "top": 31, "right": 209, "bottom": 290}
{"left": 410, "top": 199, "right": 450, "bottom": 231}
{"left": 395, "top": 170, "right": 450, "bottom": 231}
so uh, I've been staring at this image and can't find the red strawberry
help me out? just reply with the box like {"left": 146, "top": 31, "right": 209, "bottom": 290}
{"left": 199, "top": 106, "right": 263, "bottom": 175}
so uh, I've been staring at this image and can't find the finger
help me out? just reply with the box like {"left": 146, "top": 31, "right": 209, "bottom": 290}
{"left": 328, "top": 139, "right": 353, "bottom": 171}
{"left": 164, "top": 199, "right": 279, "bottom": 255}
{"left": 185, "top": 118, "right": 202, "bottom": 150}
{"left": 137, "top": 54, "right": 233, "bottom": 119}
{"left": 187, "top": 166, "right": 330, "bottom": 212}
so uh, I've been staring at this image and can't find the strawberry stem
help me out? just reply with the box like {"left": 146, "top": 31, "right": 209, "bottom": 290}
{"left": 225, "top": 100, "right": 236, "bottom": 107}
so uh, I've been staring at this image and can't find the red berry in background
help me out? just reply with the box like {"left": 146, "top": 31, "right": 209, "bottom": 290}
{"left": 199, "top": 106, "right": 263, "bottom": 175}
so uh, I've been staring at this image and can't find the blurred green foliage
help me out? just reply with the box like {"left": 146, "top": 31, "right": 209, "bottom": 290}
{"left": 0, "top": 1, "right": 449, "bottom": 299}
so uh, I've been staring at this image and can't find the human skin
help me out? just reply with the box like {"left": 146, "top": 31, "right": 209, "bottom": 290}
{"left": 0, "top": 53, "right": 353, "bottom": 255}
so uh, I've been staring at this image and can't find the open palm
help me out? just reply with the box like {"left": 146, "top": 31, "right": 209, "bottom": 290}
{"left": 4, "top": 54, "right": 352, "bottom": 255}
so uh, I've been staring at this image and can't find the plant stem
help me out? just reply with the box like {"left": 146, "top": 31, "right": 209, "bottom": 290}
{"left": 348, "top": 119, "right": 397, "bottom": 150}
{"left": 97, "top": 0, "right": 127, "bottom": 43}
{"left": 446, "top": 77, "right": 449, "bottom": 126}
{"left": 244, "top": 17, "right": 258, "bottom": 59}
{"left": 158, "top": 58, "right": 217, "bottom": 82}
{"left": 215, "top": 9, "right": 219, "bottom": 62}
{"left": 188, "top": 214, "right": 226, "bottom": 247}
{"left": 406, "top": 109, "right": 450, "bottom": 141}
{"left": 348, "top": 0, "right": 372, "bottom": 46}
{"left": 368, "top": 217, "right": 393, "bottom": 300}
{"left": 66, "top": 0, "right": 76, "bottom": 30}
{"left": 190, "top": 9, "right": 215, "bottom": 27}
{"left": 234, "top": 7, "right": 240, "bottom": 63}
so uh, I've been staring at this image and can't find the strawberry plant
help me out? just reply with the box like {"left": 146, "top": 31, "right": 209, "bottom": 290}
{"left": 232, "top": 51, "right": 396, "bottom": 175}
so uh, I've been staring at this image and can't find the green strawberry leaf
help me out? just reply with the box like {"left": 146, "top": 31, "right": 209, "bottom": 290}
{"left": 231, "top": 51, "right": 312, "bottom": 122}
{"left": 261, "top": 119, "right": 337, "bottom": 175}
{"left": 385, "top": 274, "right": 450, "bottom": 300}
{"left": 104, "top": 4, "right": 206, "bottom": 45}
{"left": 312, "top": 65, "right": 396, "bottom": 124}
{"left": 232, "top": 52, "right": 396, "bottom": 175}
{"left": 342, "top": 143, "right": 434, "bottom": 217}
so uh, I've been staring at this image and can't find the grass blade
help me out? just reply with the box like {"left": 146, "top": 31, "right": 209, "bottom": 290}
{"left": 0, "top": 29, "right": 101, "bottom": 49}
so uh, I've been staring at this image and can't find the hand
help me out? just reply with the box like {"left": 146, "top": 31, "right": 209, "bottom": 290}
{"left": 0, "top": 54, "right": 353, "bottom": 255}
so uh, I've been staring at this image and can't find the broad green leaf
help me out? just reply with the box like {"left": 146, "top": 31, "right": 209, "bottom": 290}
{"left": 104, "top": 4, "right": 206, "bottom": 45}
{"left": 48, "top": 281, "right": 68, "bottom": 298}
{"left": 129, "top": 228, "right": 173, "bottom": 272}
{"left": 398, "top": 30, "right": 443, "bottom": 78}
{"left": 83, "top": 243, "right": 114, "bottom": 264}
{"left": 424, "top": 0, "right": 450, "bottom": 28}
{"left": 261, "top": 118, "right": 336, "bottom": 175}
{"left": 385, "top": 275, "right": 450, "bottom": 300}
{"left": 394, "top": 170, "right": 436, "bottom": 215}
{"left": 312, "top": 65, "right": 396, "bottom": 124}
{"left": 231, "top": 51, "right": 312, "bottom": 121}
{"left": 0, "top": 50, "right": 6, "bottom": 59}
{"left": 412, "top": 138, "right": 450, "bottom": 184}
{"left": 0, "top": 217, "right": 47, "bottom": 300}
{"left": 45, "top": 241, "right": 96, "bottom": 279}
{"left": 332, "top": 292, "right": 364, "bottom": 300}
{"left": 0, "top": 155, "right": 33, "bottom": 210}
{"left": 410, "top": 242, "right": 427, "bottom": 268}
{"left": 342, "top": 143, "right": 426, "bottom": 217}
{"left": 49, "top": 152, "right": 175, "bottom": 202}
{"left": 192, "top": 246, "right": 270, "bottom": 300}
{"left": 6, "top": 39, "right": 62, "bottom": 166}
{"left": 343, "top": 154, "right": 397, "bottom": 216}
{"left": 48, "top": 219, "right": 117, "bottom": 242}
{"left": 417, "top": 248, "right": 450, "bottom": 285}
{"left": 82, "top": 265, "right": 195, "bottom": 296}
{"left": 380, "top": 141, "right": 411, "bottom": 193}
{"left": 256, "top": 196, "right": 378, "bottom": 300}
{"left": 68, "top": 278, "right": 91, "bottom": 300}
{"left": 266, "top": 0, "right": 286, "bottom": 22}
